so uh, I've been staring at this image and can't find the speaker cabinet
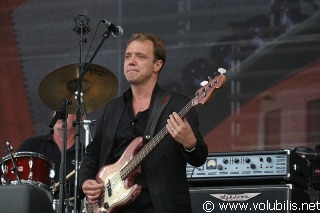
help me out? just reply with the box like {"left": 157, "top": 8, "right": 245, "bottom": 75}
{"left": 190, "top": 184, "right": 312, "bottom": 213}
{"left": 0, "top": 184, "right": 53, "bottom": 213}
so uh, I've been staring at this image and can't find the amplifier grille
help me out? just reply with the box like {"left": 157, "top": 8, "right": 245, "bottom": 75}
{"left": 190, "top": 184, "right": 311, "bottom": 213}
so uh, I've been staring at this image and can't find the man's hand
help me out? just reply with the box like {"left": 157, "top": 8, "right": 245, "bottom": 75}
{"left": 82, "top": 179, "right": 104, "bottom": 203}
{"left": 166, "top": 112, "right": 197, "bottom": 150}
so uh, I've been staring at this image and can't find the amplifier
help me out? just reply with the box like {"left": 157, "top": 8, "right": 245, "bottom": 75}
{"left": 189, "top": 184, "right": 312, "bottom": 213}
{"left": 0, "top": 184, "right": 53, "bottom": 213}
{"left": 186, "top": 150, "right": 309, "bottom": 189}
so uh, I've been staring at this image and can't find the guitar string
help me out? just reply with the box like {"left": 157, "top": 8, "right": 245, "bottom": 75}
{"left": 94, "top": 127, "right": 168, "bottom": 204}
{"left": 94, "top": 99, "right": 196, "bottom": 205}
{"left": 94, "top": 100, "right": 195, "bottom": 205}
{"left": 85, "top": 79, "right": 223, "bottom": 210}
{"left": 90, "top": 78, "right": 223, "bottom": 207}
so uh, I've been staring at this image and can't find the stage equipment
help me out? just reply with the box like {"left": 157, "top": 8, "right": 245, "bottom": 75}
{"left": 0, "top": 184, "right": 52, "bottom": 213}
{"left": 41, "top": 15, "right": 120, "bottom": 213}
{"left": 189, "top": 184, "right": 312, "bottom": 213}
{"left": 39, "top": 63, "right": 118, "bottom": 114}
{"left": 3, "top": 141, "right": 21, "bottom": 184}
{"left": 1, "top": 151, "right": 53, "bottom": 190}
{"left": 295, "top": 145, "right": 320, "bottom": 190}
{"left": 187, "top": 150, "right": 309, "bottom": 189}
{"left": 100, "top": 19, "right": 123, "bottom": 37}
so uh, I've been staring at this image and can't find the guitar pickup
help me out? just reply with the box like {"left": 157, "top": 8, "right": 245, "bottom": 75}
{"left": 107, "top": 179, "right": 112, "bottom": 197}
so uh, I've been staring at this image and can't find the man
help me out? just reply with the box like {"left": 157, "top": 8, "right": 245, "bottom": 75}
{"left": 79, "top": 32, "right": 208, "bottom": 213}
{"left": 18, "top": 113, "right": 82, "bottom": 200}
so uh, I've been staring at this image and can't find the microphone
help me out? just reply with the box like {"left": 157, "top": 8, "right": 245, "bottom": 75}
{"left": 5, "top": 141, "right": 14, "bottom": 151}
{"left": 100, "top": 19, "right": 123, "bottom": 37}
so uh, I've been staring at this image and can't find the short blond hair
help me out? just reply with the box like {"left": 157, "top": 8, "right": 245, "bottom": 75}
{"left": 127, "top": 32, "right": 166, "bottom": 67}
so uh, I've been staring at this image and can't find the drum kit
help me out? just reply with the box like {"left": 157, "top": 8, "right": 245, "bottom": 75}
{"left": 0, "top": 62, "right": 118, "bottom": 212}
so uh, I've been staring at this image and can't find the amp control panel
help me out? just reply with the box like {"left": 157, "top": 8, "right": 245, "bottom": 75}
{"left": 186, "top": 150, "right": 308, "bottom": 185}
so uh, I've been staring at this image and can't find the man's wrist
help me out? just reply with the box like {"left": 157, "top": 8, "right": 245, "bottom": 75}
{"left": 184, "top": 146, "right": 196, "bottom": 152}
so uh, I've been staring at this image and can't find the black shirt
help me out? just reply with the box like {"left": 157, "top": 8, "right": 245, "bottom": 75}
{"left": 115, "top": 88, "right": 157, "bottom": 213}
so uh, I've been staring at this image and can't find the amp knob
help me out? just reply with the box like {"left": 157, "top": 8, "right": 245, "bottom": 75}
{"left": 234, "top": 158, "right": 239, "bottom": 164}
{"left": 250, "top": 163, "right": 256, "bottom": 169}
{"left": 266, "top": 157, "right": 272, "bottom": 163}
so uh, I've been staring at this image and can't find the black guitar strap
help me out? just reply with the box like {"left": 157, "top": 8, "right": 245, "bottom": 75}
{"left": 143, "top": 90, "right": 172, "bottom": 141}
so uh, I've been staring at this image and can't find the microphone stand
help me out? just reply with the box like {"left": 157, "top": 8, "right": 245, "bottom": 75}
{"left": 72, "top": 16, "right": 112, "bottom": 213}
{"left": 72, "top": 29, "right": 111, "bottom": 213}
{"left": 5, "top": 141, "right": 21, "bottom": 184}
{"left": 82, "top": 120, "right": 95, "bottom": 147}
{"left": 49, "top": 99, "right": 69, "bottom": 213}
{"left": 50, "top": 16, "right": 113, "bottom": 213}
{"left": 72, "top": 15, "right": 90, "bottom": 213}
{"left": 49, "top": 14, "right": 90, "bottom": 213}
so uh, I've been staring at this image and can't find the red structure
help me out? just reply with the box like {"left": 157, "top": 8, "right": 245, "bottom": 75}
{"left": 0, "top": 1, "right": 35, "bottom": 155}
{"left": 205, "top": 60, "right": 320, "bottom": 152}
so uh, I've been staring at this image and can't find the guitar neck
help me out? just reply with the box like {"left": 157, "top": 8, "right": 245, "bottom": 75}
{"left": 119, "top": 70, "right": 226, "bottom": 180}
{"left": 120, "top": 99, "right": 195, "bottom": 179}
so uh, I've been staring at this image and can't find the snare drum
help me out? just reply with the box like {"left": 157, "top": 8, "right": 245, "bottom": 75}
{"left": 0, "top": 152, "right": 53, "bottom": 189}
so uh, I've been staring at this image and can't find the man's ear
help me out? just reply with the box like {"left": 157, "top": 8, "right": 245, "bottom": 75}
{"left": 154, "top": 60, "right": 163, "bottom": 73}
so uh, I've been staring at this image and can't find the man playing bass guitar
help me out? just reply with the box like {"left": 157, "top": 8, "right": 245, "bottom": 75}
{"left": 79, "top": 32, "right": 210, "bottom": 213}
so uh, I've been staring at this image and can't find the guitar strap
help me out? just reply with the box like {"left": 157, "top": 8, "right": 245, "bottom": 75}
{"left": 143, "top": 90, "right": 172, "bottom": 141}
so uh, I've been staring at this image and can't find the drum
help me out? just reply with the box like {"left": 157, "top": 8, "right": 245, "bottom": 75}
{"left": 0, "top": 152, "right": 53, "bottom": 189}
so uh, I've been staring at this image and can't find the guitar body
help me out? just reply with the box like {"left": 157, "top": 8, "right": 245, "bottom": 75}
{"left": 85, "top": 136, "right": 144, "bottom": 213}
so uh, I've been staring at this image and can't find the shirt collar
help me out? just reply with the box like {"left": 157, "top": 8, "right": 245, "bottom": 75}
{"left": 122, "top": 84, "right": 160, "bottom": 105}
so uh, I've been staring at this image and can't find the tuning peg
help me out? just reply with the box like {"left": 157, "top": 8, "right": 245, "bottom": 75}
{"left": 200, "top": 80, "right": 208, "bottom": 86}
{"left": 218, "top": 68, "right": 226, "bottom": 74}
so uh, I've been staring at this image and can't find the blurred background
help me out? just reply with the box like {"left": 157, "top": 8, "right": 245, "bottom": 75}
{"left": 1, "top": 0, "right": 320, "bottom": 155}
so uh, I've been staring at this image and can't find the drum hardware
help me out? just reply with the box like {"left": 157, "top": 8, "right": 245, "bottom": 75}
{"left": 79, "top": 119, "right": 95, "bottom": 147}
{"left": 53, "top": 167, "right": 79, "bottom": 192}
{"left": 29, "top": 156, "right": 33, "bottom": 181}
{"left": 4, "top": 141, "right": 21, "bottom": 184}
{"left": 0, "top": 151, "right": 53, "bottom": 189}
{"left": 52, "top": 197, "right": 75, "bottom": 213}
{"left": 50, "top": 163, "right": 56, "bottom": 195}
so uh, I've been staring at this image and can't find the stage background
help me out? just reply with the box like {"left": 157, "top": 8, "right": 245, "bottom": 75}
{"left": 1, "top": 0, "right": 320, "bottom": 155}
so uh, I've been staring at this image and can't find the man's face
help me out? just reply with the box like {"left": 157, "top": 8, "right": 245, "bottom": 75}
{"left": 124, "top": 40, "right": 160, "bottom": 85}
{"left": 55, "top": 113, "right": 77, "bottom": 130}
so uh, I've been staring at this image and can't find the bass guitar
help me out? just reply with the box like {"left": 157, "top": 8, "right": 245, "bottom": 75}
{"left": 85, "top": 68, "right": 227, "bottom": 213}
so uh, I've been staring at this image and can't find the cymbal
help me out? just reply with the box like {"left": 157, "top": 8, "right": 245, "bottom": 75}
{"left": 39, "top": 63, "right": 118, "bottom": 114}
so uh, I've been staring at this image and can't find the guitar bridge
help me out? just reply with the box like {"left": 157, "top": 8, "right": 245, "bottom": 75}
{"left": 103, "top": 202, "right": 110, "bottom": 210}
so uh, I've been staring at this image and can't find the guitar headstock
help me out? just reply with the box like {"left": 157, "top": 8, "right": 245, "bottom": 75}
{"left": 193, "top": 68, "right": 226, "bottom": 105}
